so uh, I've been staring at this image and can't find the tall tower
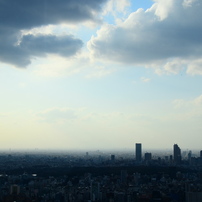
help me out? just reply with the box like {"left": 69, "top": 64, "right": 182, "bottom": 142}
{"left": 173, "top": 144, "right": 181, "bottom": 164}
{"left": 136, "top": 143, "right": 142, "bottom": 162}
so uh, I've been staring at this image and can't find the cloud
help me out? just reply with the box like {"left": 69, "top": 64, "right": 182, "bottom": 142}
{"left": 172, "top": 94, "right": 202, "bottom": 108}
{"left": 193, "top": 95, "right": 202, "bottom": 105}
{"left": 0, "top": 0, "right": 107, "bottom": 67}
{"left": 0, "top": 0, "right": 106, "bottom": 28}
{"left": 102, "top": 0, "right": 130, "bottom": 22}
{"left": 36, "top": 108, "right": 77, "bottom": 123}
{"left": 186, "top": 59, "right": 202, "bottom": 75}
{"left": 20, "top": 34, "right": 83, "bottom": 57}
{"left": 32, "top": 55, "right": 85, "bottom": 78}
{"left": 163, "top": 59, "right": 184, "bottom": 74}
{"left": 104, "top": 0, "right": 130, "bottom": 14}
{"left": 141, "top": 77, "right": 151, "bottom": 83}
{"left": 31, "top": 51, "right": 117, "bottom": 78}
{"left": 85, "top": 66, "right": 115, "bottom": 78}
{"left": 0, "top": 34, "right": 83, "bottom": 67}
{"left": 172, "top": 99, "right": 188, "bottom": 109}
{"left": 88, "top": 0, "right": 202, "bottom": 74}
{"left": 171, "top": 95, "right": 202, "bottom": 122}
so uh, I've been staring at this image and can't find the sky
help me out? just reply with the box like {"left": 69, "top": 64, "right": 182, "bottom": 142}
{"left": 0, "top": 0, "right": 202, "bottom": 151}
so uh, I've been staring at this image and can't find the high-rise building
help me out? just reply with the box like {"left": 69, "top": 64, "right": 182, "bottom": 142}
{"left": 200, "top": 150, "right": 202, "bottom": 158}
{"left": 145, "top": 152, "right": 152, "bottom": 161}
{"left": 135, "top": 143, "right": 142, "bottom": 162}
{"left": 173, "top": 144, "right": 181, "bottom": 164}
{"left": 170, "top": 155, "right": 173, "bottom": 162}
{"left": 188, "top": 151, "right": 192, "bottom": 162}
{"left": 111, "top": 154, "right": 115, "bottom": 162}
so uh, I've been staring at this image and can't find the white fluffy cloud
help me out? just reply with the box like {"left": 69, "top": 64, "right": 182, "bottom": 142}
{"left": 88, "top": 0, "right": 202, "bottom": 75}
{"left": 186, "top": 59, "right": 202, "bottom": 75}
{"left": 103, "top": 0, "right": 130, "bottom": 20}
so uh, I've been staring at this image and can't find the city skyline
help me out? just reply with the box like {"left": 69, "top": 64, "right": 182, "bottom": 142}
{"left": 0, "top": 0, "right": 202, "bottom": 150}
{"left": 0, "top": 143, "right": 201, "bottom": 158}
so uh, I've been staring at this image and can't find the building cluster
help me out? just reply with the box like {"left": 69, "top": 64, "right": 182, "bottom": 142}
{"left": 0, "top": 167, "right": 202, "bottom": 201}
{"left": 134, "top": 143, "right": 202, "bottom": 167}
{"left": 0, "top": 144, "right": 201, "bottom": 201}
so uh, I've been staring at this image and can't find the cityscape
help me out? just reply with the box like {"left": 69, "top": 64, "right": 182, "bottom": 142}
{"left": 0, "top": 143, "right": 201, "bottom": 201}
{"left": 1, "top": 0, "right": 202, "bottom": 201}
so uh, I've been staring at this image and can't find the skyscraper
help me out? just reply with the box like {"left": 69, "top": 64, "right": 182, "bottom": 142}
{"left": 173, "top": 144, "right": 181, "bottom": 164}
{"left": 136, "top": 143, "right": 142, "bottom": 162}
{"left": 111, "top": 154, "right": 115, "bottom": 162}
{"left": 145, "top": 152, "right": 152, "bottom": 161}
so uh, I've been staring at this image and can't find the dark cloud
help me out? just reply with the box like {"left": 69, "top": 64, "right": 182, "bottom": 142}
{"left": 88, "top": 0, "right": 202, "bottom": 66}
{"left": 0, "top": 34, "right": 83, "bottom": 67}
{"left": 0, "top": 0, "right": 107, "bottom": 67}
{"left": 21, "top": 34, "right": 83, "bottom": 57}
{"left": 0, "top": 0, "right": 106, "bottom": 29}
